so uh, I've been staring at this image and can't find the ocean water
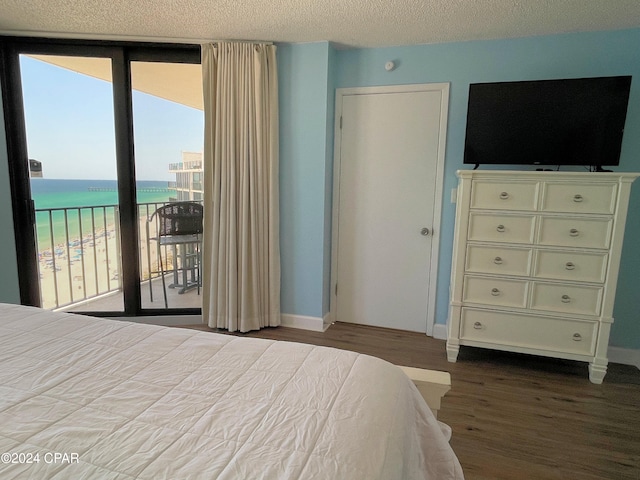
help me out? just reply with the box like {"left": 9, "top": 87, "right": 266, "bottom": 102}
{"left": 31, "top": 178, "right": 172, "bottom": 250}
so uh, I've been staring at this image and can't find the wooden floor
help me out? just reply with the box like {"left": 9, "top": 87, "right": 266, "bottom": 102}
{"left": 181, "top": 321, "right": 640, "bottom": 480}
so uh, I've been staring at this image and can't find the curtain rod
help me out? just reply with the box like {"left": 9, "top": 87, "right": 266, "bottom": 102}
{"left": 0, "top": 29, "right": 273, "bottom": 46}
{"left": 205, "top": 40, "right": 274, "bottom": 46}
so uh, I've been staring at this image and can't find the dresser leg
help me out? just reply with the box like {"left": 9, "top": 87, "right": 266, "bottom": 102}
{"left": 446, "top": 343, "right": 459, "bottom": 363}
{"left": 588, "top": 361, "right": 607, "bottom": 384}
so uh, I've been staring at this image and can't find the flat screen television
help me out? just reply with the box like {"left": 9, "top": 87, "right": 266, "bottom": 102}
{"left": 463, "top": 76, "right": 632, "bottom": 169}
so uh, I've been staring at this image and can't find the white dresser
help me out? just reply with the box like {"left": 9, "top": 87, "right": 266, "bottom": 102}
{"left": 446, "top": 170, "right": 638, "bottom": 383}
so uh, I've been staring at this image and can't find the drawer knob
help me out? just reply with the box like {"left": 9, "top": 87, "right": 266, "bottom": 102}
{"left": 565, "top": 262, "right": 575, "bottom": 270}
{"left": 561, "top": 294, "right": 571, "bottom": 303}
{"left": 569, "top": 228, "right": 580, "bottom": 237}
{"left": 572, "top": 333, "right": 582, "bottom": 341}
{"left": 491, "top": 288, "right": 500, "bottom": 296}
{"left": 496, "top": 224, "right": 505, "bottom": 233}
{"left": 573, "top": 194, "right": 584, "bottom": 203}
{"left": 473, "top": 322, "right": 483, "bottom": 329}
{"left": 499, "top": 192, "right": 509, "bottom": 200}
{"left": 493, "top": 256, "right": 503, "bottom": 265}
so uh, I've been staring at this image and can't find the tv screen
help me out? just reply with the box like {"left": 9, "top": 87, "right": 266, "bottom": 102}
{"left": 463, "top": 76, "right": 632, "bottom": 168}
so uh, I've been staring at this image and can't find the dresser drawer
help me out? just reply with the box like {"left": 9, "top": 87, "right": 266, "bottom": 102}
{"left": 468, "top": 213, "right": 536, "bottom": 244}
{"left": 534, "top": 250, "right": 607, "bottom": 283}
{"left": 538, "top": 216, "right": 612, "bottom": 249}
{"left": 463, "top": 276, "right": 528, "bottom": 308}
{"left": 460, "top": 308, "right": 597, "bottom": 356}
{"left": 466, "top": 245, "right": 532, "bottom": 276}
{"left": 541, "top": 182, "right": 617, "bottom": 214}
{"left": 471, "top": 180, "right": 539, "bottom": 211}
{"left": 530, "top": 282, "right": 603, "bottom": 316}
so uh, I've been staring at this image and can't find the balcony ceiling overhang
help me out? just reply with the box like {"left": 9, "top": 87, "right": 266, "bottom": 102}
{"left": 27, "top": 54, "right": 203, "bottom": 111}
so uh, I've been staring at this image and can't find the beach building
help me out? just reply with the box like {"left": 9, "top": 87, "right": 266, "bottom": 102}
{"left": 169, "top": 151, "right": 203, "bottom": 201}
{"left": 29, "top": 159, "right": 42, "bottom": 178}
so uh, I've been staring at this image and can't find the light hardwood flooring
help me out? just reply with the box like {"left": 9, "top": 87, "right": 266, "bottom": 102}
{"left": 181, "top": 321, "right": 640, "bottom": 480}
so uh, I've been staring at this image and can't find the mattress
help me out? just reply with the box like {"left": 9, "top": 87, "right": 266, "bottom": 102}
{"left": 0, "top": 303, "right": 463, "bottom": 479}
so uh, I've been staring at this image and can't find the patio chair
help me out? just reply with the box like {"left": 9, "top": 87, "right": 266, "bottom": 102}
{"left": 146, "top": 201, "right": 203, "bottom": 308}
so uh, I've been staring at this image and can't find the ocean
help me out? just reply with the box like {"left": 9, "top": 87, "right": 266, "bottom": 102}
{"left": 31, "top": 178, "right": 172, "bottom": 250}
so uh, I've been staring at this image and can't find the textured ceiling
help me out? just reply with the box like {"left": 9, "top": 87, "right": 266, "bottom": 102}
{"left": 1, "top": 0, "right": 640, "bottom": 48}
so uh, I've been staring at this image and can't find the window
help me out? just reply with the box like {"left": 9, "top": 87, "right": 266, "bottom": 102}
{"left": 1, "top": 38, "right": 203, "bottom": 316}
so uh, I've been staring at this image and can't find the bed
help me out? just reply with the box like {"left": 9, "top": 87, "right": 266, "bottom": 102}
{"left": 0, "top": 303, "right": 464, "bottom": 479}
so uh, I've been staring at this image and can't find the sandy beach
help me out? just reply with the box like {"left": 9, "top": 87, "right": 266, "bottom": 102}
{"left": 38, "top": 215, "right": 173, "bottom": 310}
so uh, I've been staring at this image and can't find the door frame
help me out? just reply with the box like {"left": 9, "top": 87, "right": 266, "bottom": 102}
{"left": 330, "top": 83, "right": 450, "bottom": 336}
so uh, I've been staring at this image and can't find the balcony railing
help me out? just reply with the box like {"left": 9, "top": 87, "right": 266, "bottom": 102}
{"left": 168, "top": 160, "right": 203, "bottom": 172}
{"left": 35, "top": 201, "right": 195, "bottom": 311}
{"left": 36, "top": 204, "right": 121, "bottom": 310}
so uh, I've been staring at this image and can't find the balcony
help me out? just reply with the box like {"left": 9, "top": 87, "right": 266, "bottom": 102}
{"left": 36, "top": 201, "right": 202, "bottom": 312}
{"left": 169, "top": 160, "right": 203, "bottom": 172}
{"left": 63, "top": 276, "right": 202, "bottom": 312}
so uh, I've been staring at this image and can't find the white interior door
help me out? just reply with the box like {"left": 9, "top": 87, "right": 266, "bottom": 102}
{"left": 333, "top": 85, "right": 448, "bottom": 333}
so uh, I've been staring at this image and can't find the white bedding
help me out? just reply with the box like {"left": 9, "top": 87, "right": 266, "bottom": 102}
{"left": 0, "top": 303, "right": 463, "bottom": 479}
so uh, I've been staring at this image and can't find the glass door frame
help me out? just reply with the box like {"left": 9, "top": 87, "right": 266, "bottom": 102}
{"left": 0, "top": 36, "right": 201, "bottom": 317}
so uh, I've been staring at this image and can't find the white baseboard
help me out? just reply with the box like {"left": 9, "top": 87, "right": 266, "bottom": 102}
{"left": 281, "top": 313, "right": 330, "bottom": 332}
{"left": 432, "top": 323, "right": 447, "bottom": 340}
{"left": 608, "top": 346, "right": 640, "bottom": 370}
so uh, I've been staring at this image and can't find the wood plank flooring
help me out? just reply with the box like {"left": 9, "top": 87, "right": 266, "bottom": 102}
{"left": 181, "top": 321, "right": 640, "bottom": 480}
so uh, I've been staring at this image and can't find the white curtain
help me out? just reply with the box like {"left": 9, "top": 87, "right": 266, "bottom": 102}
{"left": 201, "top": 42, "right": 280, "bottom": 332}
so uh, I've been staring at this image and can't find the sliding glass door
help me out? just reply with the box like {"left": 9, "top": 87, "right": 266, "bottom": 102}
{"left": 130, "top": 60, "right": 204, "bottom": 309}
{"left": 20, "top": 53, "right": 124, "bottom": 311}
{"left": 1, "top": 39, "right": 202, "bottom": 316}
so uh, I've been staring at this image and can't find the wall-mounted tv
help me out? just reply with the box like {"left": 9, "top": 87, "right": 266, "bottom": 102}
{"left": 463, "top": 76, "right": 632, "bottom": 169}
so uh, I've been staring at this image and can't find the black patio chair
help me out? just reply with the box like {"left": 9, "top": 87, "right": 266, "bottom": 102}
{"left": 146, "top": 201, "right": 203, "bottom": 308}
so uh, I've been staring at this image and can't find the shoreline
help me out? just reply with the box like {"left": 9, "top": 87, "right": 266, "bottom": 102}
{"left": 38, "top": 216, "right": 169, "bottom": 310}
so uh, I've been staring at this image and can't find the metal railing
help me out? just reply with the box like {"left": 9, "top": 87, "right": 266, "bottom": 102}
{"left": 35, "top": 201, "right": 181, "bottom": 310}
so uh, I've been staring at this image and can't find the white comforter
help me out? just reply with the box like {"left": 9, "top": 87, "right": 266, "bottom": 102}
{"left": 0, "top": 303, "right": 463, "bottom": 479}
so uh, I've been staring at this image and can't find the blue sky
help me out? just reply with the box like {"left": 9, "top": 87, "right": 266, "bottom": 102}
{"left": 20, "top": 55, "right": 204, "bottom": 181}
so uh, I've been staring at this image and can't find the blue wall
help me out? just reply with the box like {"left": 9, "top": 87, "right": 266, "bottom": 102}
{"left": 278, "top": 42, "right": 335, "bottom": 319}
{"left": 278, "top": 29, "right": 640, "bottom": 349}
{"left": 322, "top": 45, "right": 337, "bottom": 316}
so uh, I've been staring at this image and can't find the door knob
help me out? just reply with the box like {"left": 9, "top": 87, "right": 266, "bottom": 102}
{"left": 421, "top": 227, "right": 430, "bottom": 236}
